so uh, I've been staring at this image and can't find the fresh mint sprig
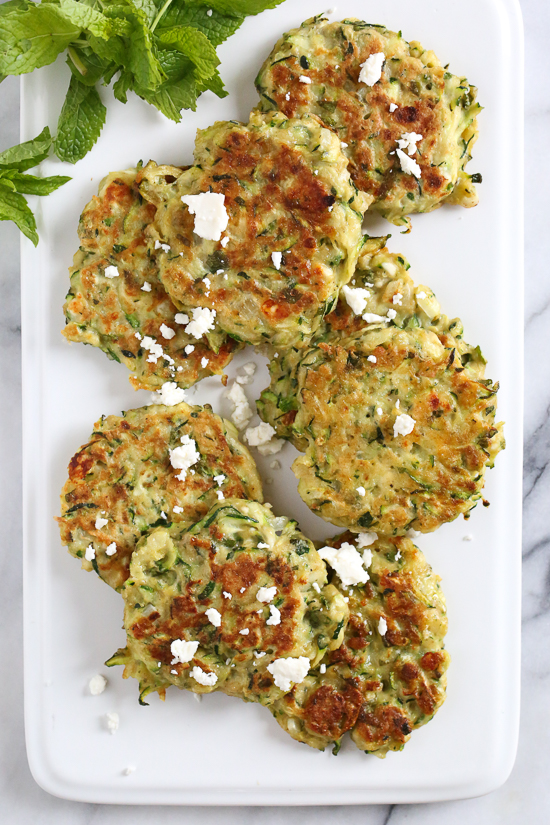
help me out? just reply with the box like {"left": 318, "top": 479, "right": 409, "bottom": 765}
{"left": 0, "top": 126, "right": 71, "bottom": 244}
{"left": 0, "top": 0, "right": 286, "bottom": 164}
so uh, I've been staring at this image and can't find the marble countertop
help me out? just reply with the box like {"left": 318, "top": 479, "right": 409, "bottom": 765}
{"left": 0, "top": 0, "right": 544, "bottom": 820}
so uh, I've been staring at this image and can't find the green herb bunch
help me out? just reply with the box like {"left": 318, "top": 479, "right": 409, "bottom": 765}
{"left": 0, "top": 0, "right": 284, "bottom": 163}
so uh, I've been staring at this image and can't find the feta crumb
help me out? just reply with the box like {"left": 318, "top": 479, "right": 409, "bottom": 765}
{"left": 299, "top": 75, "right": 312, "bottom": 84}
{"left": 141, "top": 335, "right": 164, "bottom": 364}
{"left": 358, "top": 52, "right": 385, "bottom": 86}
{"left": 175, "top": 313, "right": 189, "bottom": 325}
{"left": 377, "top": 407, "right": 383, "bottom": 415}
{"left": 395, "top": 399, "right": 400, "bottom": 409}
{"left": 160, "top": 324, "right": 175, "bottom": 340}
{"left": 150, "top": 381, "right": 186, "bottom": 406}
{"left": 392, "top": 292, "right": 403, "bottom": 306}
{"left": 141, "top": 282, "right": 152, "bottom": 292}
{"left": 239, "top": 628, "right": 250, "bottom": 636}
{"left": 173, "top": 505, "right": 183, "bottom": 514}
{"left": 205, "top": 608, "right": 222, "bottom": 627}
{"left": 319, "top": 663, "right": 327, "bottom": 674}
{"left": 367, "top": 355, "right": 377, "bottom": 363}
{"left": 124, "top": 766, "right": 136, "bottom": 776}
{"left": 216, "top": 490, "right": 224, "bottom": 500}
{"left": 416, "top": 291, "right": 427, "bottom": 300}
{"left": 181, "top": 192, "right": 228, "bottom": 241}
{"left": 356, "top": 486, "right": 366, "bottom": 496}
{"left": 105, "top": 542, "right": 117, "bottom": 556}
{"left": 104, "top": 265, "right": 119, "bottom": 279}
{"left": 389, "top": 103, "right": 398, "bottom": 113}
{"left": 95, "top": 515, "right": 108, "bottom": 530}
{"left": 226, "top": 380, "right": 253, "bottom": 430}
{"left": 214, "top": 475, "right": 225, "bottom": 487}
{"left": 407, "top": 528, "right": 421, "bottom": 538}
{"left": 270, "top": 460, "right": 281, "bottom": 470}
{"left": 191, "top": 666, "right": 217, "bottom": 686}
{"left": 245, "top": 421, "right": 276, "bottom": 447}
{"left": 378, "top": 617, "right": 388, "bottom": 636}
{"left": 382, "top": 261, "right": 398, "bottom": 276}
{"left": 257, "top": 438, "right": 284, "bottom": 456}
{"left": 312, "top": 582, "right": 321, "bottom": 594}
{"left": 362, "top": 312, "right": 389, "bottom": 324}
{"left": 106, "top": 712, "right": 119, "bottom": 734}
{"left": 257, "top": 586, "right": 277, "bottom": 603}
{"left": 266, "top": 605, "right": 281, "bottom": 626}
{"left": 318, "top": 542, "right": 370, "bottom": 587}
{"left": 396, "top": 148, "right": 422, "bottom": 178}
{"left": 285, "top": 92, "right": 290, "bottom": 100}
{"left": 267, "top": 656, "right": 310, "bottom": 692}
{"left": 154, "top": 239, "right": 171, "bottom": 253}
{"left": 397, "top": 132, "right": 423, "bottom": 156}
{"left": 257, "top": 541, "right": 269, "bottom": 549}
{"left": 463, "top": 534, "right": 473, "bottom": 542}
{"left": 89, "top": 674, "right": 107, "bottom": 695}
{"left": 271, "top": 251, "right": 282, "bottom": 270}
{"left": 85, "top": 544, "right": 95, "bottom": 561}
{"left": 357, "top": 531, "right": 377, "bottom": 548}
{"left": 240, "top": 586, "right": 246, "bottom": 593}
{"left": 395, "top": 549, "right": 402, "bottom": 562}
{"left": 361, "top": 547, "right": 373, "bottom": 568}
{"left": 255, "top": 651, "right": 266, "bottom": 659}
{"left": 393, "top": 413, "right": 415, "bottom": 438}
{"left": 184, "top": 345, "right": 195, "bottom": 355}
{"left": 171, "top": 639, "right": 199, "bottom": 664}
{"left": 340, "top": 141, "right": 348, "bottom": 148}
{"left": 386, "top": 308, "right": 397, "bottom": 320}
{"left": 186, "top": 306, "right": 217, "bottom": 339}
{"left": 134, "top": 332, "right": 142, "bottom": 340}
{"left": 342, "top": 284, "right": 370, "bottom": 315}
{"left": 169, "top": 434, "right": 200, "bottom": 481}
{"left": 220, "top": 235, "right": 229, "bottom": 247}
{"left": 201, "top": 356, "right": 209, "bottom": 368}
{"left": 223, "top": 591, "right": 232, "bottom": 600}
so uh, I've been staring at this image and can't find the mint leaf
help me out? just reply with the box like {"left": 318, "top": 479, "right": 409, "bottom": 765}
{"left": 106, "top": 6, "right": 164, "bottom": 91}
{"left": 127, "top": 0, "right": 158, "bottom": 27}
{"left": 113, "top": 69, "right": 133, "bottom": 104}
{"left": 198, "top": 69, "right": 228, "bottom": 100}
{"left": 136, "top": 70, "right": 198, "bottom": 121}
{"left": 54, "top": 77, "right": 107, "bottom": 163}
{"left": 158, "top": 3, "right": 245, "bottom": 48}
{"left": 57, "top": 0, "right": 122, "bottom": 40}
{"left": 0, "top": 184, "right": 38, "bottom": 245}
{"left": 66, "top": 47, "right": 112, "bottom": 86}
{"left": 0, "top": 5, "right": 80, "bottom": 75}
{"left": 156, "top": 25, "right": 218, "bottom": 82}
{"left": 203, "top": 0, "right": 284, "bottom": 16}
{"left": 0, "top": 125, "right": 52, "bottom": 171}
{"left": 0, "top": 170, "right": 72, "bottom": 196}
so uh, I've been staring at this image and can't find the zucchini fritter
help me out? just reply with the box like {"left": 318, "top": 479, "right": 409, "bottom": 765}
{"left": 57, "top": 403, "right": 263, "bottom": 591}
{"left": 270, "top": 532, "right": 449, "bottom": 756}
{"left": 63, "top": 168, "right": 241, "bottom": 390}
{"left": 110, "top": 500, "right": 349, "bottom": 706}
{"left": 142, "top": 110, "right": 370, "bottom": 349}
{"left": 256, "top": 16, "right": 481, "bottom": 228}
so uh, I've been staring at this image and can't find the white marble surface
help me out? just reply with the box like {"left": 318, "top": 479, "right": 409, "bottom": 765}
{"left": 0, "top": 0, "right": 545, "bottom": 819}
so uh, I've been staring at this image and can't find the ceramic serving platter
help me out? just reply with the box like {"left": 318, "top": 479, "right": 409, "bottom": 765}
{"left": 21, "top": 0, "right": 523, "bottom": 804}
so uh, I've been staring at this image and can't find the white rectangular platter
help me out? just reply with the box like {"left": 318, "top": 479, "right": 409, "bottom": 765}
{"left": 22, "top": 0, "right": 523, "bottom": 805}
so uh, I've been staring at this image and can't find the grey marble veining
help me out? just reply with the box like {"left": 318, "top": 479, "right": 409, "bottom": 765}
{"left": 0, "top": 0, "right": 547, "bottom": 820}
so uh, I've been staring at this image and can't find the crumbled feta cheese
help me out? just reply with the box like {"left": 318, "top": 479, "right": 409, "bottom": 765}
{"left": 389, "top": 103, "right": 398, "bottom": 113}
{"left": 170, "top": 434, "right": 200, "bottom": 481}
{"left": 258, "top": 438, "right": 284, "bottom": 456}
{"left": 106, "top": 712, "right": 119, "bottom": 734}
{"left": 216, "top": 490, "right": 224, "bottom": 500}
{"left": 85, "top": 544, "right": 95, "bottom": 561}
{"left": 160, "top": 324, "right": 175, "bottom": 340}
{"left": 396, "top": 148, "right": 422, "bottom": 178}
{"left": 89, "top": 674, "right": 107, "bottom": 695}
{"left": 255, "top": 651, "right": 266, "bottom": 659}
{"left": 266, "top": 605, "right": 281, "bottom": 626}
{"left": 416, "top": 291, "right": 427, "bottom": 300}
{"left": 269, "top": 460, "right": 280, "bottom": 471}
{"left": 201, "top": 356, "right": 209, "bottom": 368}
{"left": 378, "top": 617, "right": 388, "bottom": 636}
{"left": 362, "top": 312, "right": 389, "bottom": 324}
{"left": 104, "top": 265, "right": 119, "bottom": 279}
{"left": 175, "top": 313, "right": 189, "bottom": 325}
{"left": 340, "top": 141, "right": 348, "bottom": 148}
{"left": 239, "top": 586, "right": 246, "bottom": 593}
{"left": 205, "top": 608, "right": 222, "bottom": 627}
{"left": 358, "top": 52, "right": 385, "bottom": 86}
{"left": 357, "top": 531, "right": 377, "bottom": 548}
{"left": 382, "top": 262, "right": 398, "bottom": 277}
{"left": 150, "top": 381, "right": 186, "bottom": 406}
{"left": 271, "top": 251, "right": 282, "bottom": 270}
{"left": 397, "top": 132, "right": 423, "bottom": 156}
{"left": 257, "top": 586, "right": 277, "bottom": 604}
{"left": 220, "top": 235, "right": 229, "bottom": 247}
{"left": 395, "top": 549, "right": 402, "bottom": 562}
{"left": 95, "top": 515, "right": 108, "bottom": 530}
{"left": 257, "top": 542, "right": 269, "bottom": 549}
{"left": 463, "top": 534, "right": 473, "bottom": 542}
{"left": 367, "top": 355, "right": 377, "bottom": 363}
{"left": 223, "top": 591, "right": 232, "bottom": 600}
{"left": 319, "top": 663, "right": 327, "bottom": 674}
{"left": 342, "top": 284, "right": 370, "bottom": 315}
{"left": 407, "top": 528, "right": 421, "bottom": 538}
{"left": 285, "top": 92, "right": 290, "bottom": 100}
{"left": 181, "top": 192, "right": 228, "bottom": 241}
{"left": 299, "top": 75, "right": 312, "bottom": 84}
{"left": 377, "top": 407, "right": 383, "bottom": 415}
{"left": 171, "top": 639, "right": 199, "bottom": 664}
{"left": 226, "top": 380, "right": 253, "bottom": 430}
{"left": 267, "top": 656, "right": 310, "bottom": 692}
{"left": 202, "top": 277, "right": 211, "bottom": 290}
{"left": 214, "top": 474, "right": 226, "bottom": 486}
{"left": 105, "top": 542, "right": 117, "bottom": 556}
{"left": 386, "top": 308, "right": 397, "bottom": 320}
{"left": 191, "top": 666, "right": 217, "bottom": 686}
{"left": 124, "top": 765, "right": 136, "bottom": 776}
{"left": 245, "top": 421, "right": 275, "bottom": 447}
{"left": 395, "top": 399, "right": 400, "bottom": 410}
{"left": 184, "top": 344, "right": 195, "bottom": 355}
{"left": 392, "top": 292, "right": 403, "bottom": 305}
{"left": 361, "top": 547, "right": 373, "bottom": 569}
{"left": 186, "top": 307, "right": 217, "bottom": 339}
{"left": 312, "top": 582, "right": 321, "bottom": 594}
{"left": 318, "top": 542, "right": 370, "bottom": 587}
{"left": 141, "top": 336, "right": 164, "bottom": 363}
{"left": 393, "top": 413, "right": 415, "bottom": 438}
{"left": 141, "top": 282, "right": 152, "bottom": 292}
{"left": 356, "top": 486, "right": 366, "bottom": 496}
{"left": 239, "top": 628, "right": 250, "bottom": 636}
{"left": 134, "top": 332, "right": 142, "bottom": 340}
{"left": 173, "top": 505, "right": 183, "bottom": 514}
{"left": 154, "top": 239, "right": 171, "bottom": 253}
